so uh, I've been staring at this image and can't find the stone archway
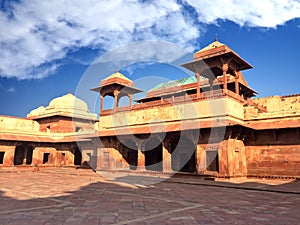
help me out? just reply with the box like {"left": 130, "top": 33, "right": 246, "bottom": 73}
{"left": 14, "top": 144, "right": 34, "bottom": 166}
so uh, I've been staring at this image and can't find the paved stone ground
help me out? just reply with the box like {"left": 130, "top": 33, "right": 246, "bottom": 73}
{"left": 0, "top": 168, "right": 299, "bottom": 225}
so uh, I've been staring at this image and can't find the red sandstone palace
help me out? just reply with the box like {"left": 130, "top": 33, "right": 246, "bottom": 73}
{"left": 0, "top": 40, "right": 299, "bottom": 178}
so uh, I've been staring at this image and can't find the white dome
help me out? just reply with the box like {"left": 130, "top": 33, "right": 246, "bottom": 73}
{"left": 27, "top": 93, "right": 97, "bottom": 120}
{"left": 49, "top": 93, "right": 89, "bottom": 112}
{"left": 27, "top": 105, "right": 45, "bottom": 117}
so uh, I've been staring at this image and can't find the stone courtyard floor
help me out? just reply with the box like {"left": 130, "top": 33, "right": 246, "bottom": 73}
{"left": 0, "top": 168, "right": 299, "bottom": 225}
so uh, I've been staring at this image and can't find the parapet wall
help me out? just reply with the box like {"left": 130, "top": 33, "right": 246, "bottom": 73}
{"left": 99, "top": 96, "right": 244, "bottom": 130}
{"left": 256, "top": 95, "right": 300, "bottom": 113}
{"left": 244, "top": 95, "right": 300, "bottom": 120}
{"left": 0, "top": 116, "right": 40, "bottom": 133}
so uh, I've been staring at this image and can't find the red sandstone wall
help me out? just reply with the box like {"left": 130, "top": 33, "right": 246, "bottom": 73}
{"left": 246, "top": 145, "right": 300, "bottom": 177}
{"left": 245, "top": 129, "right": 300, "bottom": 177}
{"left": 38, "top": 116, "right": 95, "bottom": 133}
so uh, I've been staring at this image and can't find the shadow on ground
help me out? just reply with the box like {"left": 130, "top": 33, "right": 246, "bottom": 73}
{"left": 0, "top": 171, "right": 299, "bottom": 225}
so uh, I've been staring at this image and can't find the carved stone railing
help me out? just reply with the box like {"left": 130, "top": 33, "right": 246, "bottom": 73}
{"left": 100, "top": 89, "right": 259, "bottom": 116}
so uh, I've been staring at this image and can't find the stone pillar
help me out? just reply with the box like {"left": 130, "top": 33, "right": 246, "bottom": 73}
{"left": 65, "top": 151, "right": 74, "bottom": 166}
{"left": 195, "top": 145, "right": 205, "bottom": 174}
{"left": 196, "top": 73, "right": 201, "bottom": 99}
{"left": 32, "top": 148, "right": 41, "bottom": 165}
{"left": 137, "top": 141, "right": 145, "bottom": 171}
{"left": 234, "top": 71, "right": 239, "bottom": 95}
{"left": 129, "top": 94, "right": 133, "bottom": 108}
{"left": 100, "top": 95, "right": 104, "bottom": 113}
{"left": 23, "top": 148, "right": 28, "bottom": 165}
{"left": 209, "top": 78, "right": 214, "bottom": 92}
{"left": 3, "top": 146, "right": 15, "bottom": 166}
{"left": 162, "top": 141, "right": 172, "bottom": 173}
{"left": 219, "top": 140, "right": 229, "bottom": 176}
{"left": 222, "top": 63, "right": 228, "bottom": 91}
{"left": 113, "top": 90, "right": 119, "bottom": 110}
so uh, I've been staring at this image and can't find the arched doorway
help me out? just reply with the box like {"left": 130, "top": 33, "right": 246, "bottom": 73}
{"left": 144, "top": 137, "right": 163, "bottom": 172}
{"left": 74, "top": 147, "right": 82, "bottom": 166}
{"left": 14, "top": 144, "right": 34, "bottom": 166}
{"left": 171, "top": 136, "right": 196, "bottom": 173}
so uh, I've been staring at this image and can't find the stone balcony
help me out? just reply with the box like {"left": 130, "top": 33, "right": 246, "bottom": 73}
{"left": 98, "top": 89, "right": 266, "bottom": 132}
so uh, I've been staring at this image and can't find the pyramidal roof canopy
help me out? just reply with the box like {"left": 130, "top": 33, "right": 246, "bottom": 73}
{"left": 182, "top": 39, "right": 253, "bottom": 73}
{"left": 102, "top": 71, "right": 132, "bottom": 82}
{"left": 100, "top": 71, "right": 134, "bottom": 87}
{"left": 193, "top": 39, "right": 244, "bottom": 60}
{"left": 90, "top": 71, "right": 142, "bottom": 96}
{"left": 194, "top": 40, "right": 225, "bottom": 56}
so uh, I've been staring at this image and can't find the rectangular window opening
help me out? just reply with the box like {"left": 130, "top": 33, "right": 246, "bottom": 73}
{"left": 0, "top": 152, "right": 5, "bottom": 164}
{"left": 43, "top": 153, "right": 50, "bottom": 164}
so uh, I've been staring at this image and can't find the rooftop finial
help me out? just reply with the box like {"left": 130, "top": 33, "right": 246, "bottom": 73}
{"left": 116, "top": 70, "right": 119, "bottom": 73}
{"left": 215, "top": 34, "right": 218, "bottom": 42}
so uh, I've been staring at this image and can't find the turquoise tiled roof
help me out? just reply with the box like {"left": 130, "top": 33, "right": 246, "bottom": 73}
{"left": 149, "top": 76, "right": 204, "bottom": 91}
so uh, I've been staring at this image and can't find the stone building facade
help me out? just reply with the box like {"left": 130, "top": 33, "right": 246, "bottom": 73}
{"left": 0, "top": 40, "right": 299, "bottom": 178}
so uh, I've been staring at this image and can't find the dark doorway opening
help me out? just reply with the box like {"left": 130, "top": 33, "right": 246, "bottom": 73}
{"left": 74, "top": 147, "right": 82, "bottom": 166}
{"left": 171, "top": 136, "right": 196, "bottom": 173}
{"left": 179, "top": 152, "right": 195, "bottom": 172}
{"left": 61, "top": 153, "right": 66, "bottom": 165}
{"left": 26, "top": 148, "right": 33, "bottom": 165}
{"left": 0, "top": 152, "right": 4, "bottom": 164}
{"left": 121, "top": 139, "right": 138, "bottom": 170}
{"left": 145, "top": 138, "right": 163, "bottom": 172}
{"left": 43, "top": 153, "right": 50, "bottom": 164}
{"left": 206, "top": 150, "right": 219, "bottom": 172}
{"left": 14, "top": 144, "right": 34, "bottom": 166}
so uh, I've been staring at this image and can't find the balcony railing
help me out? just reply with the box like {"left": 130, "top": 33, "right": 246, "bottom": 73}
{"left": 100, "top": 89, "right": 266, "bottom": 116}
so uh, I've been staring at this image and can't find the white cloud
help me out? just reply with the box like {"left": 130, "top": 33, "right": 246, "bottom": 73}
{"left": 7, "top": 87, "right": 15, "bottom": 93}
{"left": 184, "top": 0, "right": 300, "bottom": 27}
{"left": 0, "top": 0, "right": 299, "bottom": 80}
{"left": 0, "top": 0, "right": 198, "bottom": 79}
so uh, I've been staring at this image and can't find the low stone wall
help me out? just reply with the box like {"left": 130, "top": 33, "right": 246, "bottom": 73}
{"left": 246, "top": 145, "right": 300, "bottom": 177}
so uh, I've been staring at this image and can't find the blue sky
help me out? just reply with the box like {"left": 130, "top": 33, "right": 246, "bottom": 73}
{"left": 0, "top": 0, "right": 300, "bottom": 117}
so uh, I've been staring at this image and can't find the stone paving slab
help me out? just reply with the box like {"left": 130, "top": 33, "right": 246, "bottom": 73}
{"left": 0, "top": 168, "right": 299, "bottom": 224}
